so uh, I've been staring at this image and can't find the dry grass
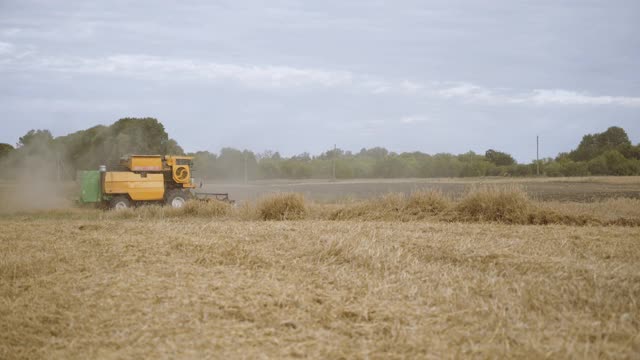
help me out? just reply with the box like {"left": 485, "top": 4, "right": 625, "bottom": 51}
{"left": 256, "top": 193, "right": 307, "bottom": 220}
{"left": 454, "top": 186, "right": 531, "bottom": 224}
{"left": 329, "top": 191, "right": 450, "bottom": 221}
{"left": 180, "top": 199, "right": 233, "bottom": 217}
{"left": 4, "top": 187, "right": 640, "bottom": 228}
{"left": 539, "top": 198, "right": 640, "bottom": 222}
{"left": 2, "top": 180, "right": 639, "bottom": 358}
{"left": 329, "top": 193, "right": 406, "bottom": 221}
{"left": 101, "top": 200, "right": 233, "bottom": 220}
{"left": 404, "top": 190, "right": 450, "bottom": 217}
{"left": 1, "top": 218, "right": 639, "bottom": 359}
{"left": 326, "top": 187, "right": 640, "bottom": 226}
{"left": 1, "top": 186, "right": 640, "bottom": 358}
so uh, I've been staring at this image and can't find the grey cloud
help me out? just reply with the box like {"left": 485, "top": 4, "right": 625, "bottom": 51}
{"left": 3, "top": 48, "right": 638, "bottom": 107}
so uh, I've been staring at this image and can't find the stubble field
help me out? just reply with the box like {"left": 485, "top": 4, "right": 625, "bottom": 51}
{"left": 1, "top": 177, "right": 640, "bottom": 359}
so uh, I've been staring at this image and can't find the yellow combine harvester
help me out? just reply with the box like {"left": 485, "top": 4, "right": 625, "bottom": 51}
{"left": 78, "top": 155, "right": 230, "bottom": 209}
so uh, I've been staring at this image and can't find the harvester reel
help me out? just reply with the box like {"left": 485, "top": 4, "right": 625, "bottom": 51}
{"left": 174, "top": 166, "right": 190, "bottom": 183}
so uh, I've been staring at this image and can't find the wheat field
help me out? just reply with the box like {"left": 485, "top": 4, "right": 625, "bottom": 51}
{"left": 1, "top": 188, "right": 640, "bottom": 359}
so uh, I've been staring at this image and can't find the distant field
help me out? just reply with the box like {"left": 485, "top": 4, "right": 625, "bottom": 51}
{"left": 203, "top": 176, "right": 640, "bottom": 202}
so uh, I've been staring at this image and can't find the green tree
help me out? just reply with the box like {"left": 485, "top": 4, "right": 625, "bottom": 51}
{"left": 5, "top": 129, "right": 58, "bottom": 180}
{"left": 569, "top": 126, "right": 631, "bottom": 162}
{"left": 602, "top": 150, "right": 639, "bottom": 175}
{"left": 508, "top": 164, "right": 534, "bottom": 176}
{"left": 598, "top": 126, "right": 631, "bottom": 148}
{"left": 587, "top": 156, "right": 608, "bottom": 175}
{"left": 17, "top": 129, "right": 53, "bottom": 148}
{"left": 373, "top": 156, "right": 411, "bottom": 178}
{"left": 0, "top": 143, "right": 14, "bottom": 159}
{"left": 280, "top": 159, "right": 312, "bottom": 178}
{"left": 358, "top": 147, "right": 389, "bottom": 160}
{"left": 429, "top": 153, "right": 463, "bottom": 177}
{"left": 216, "top": 148, "right": 258, "bottom": 180}
{"left": 544, "top": 161, "right": 564, "bottom": 177}
{"left": 618, "top": 143, "right": 640, "bottom": 160}
{"left": 485, "top": 149, "right": 516, "bottom": 166}
{"left": 190, "top": 151, "right": 218, "bottom": 179}
{"left": 460, "top": 160, "right": 492, "bottom": 177}
{"left": 109, "top": 117, "right": 184, "bottom": 156}
{"left": 55, "top": 118, "right": 184, "bottom": 173}
{"left": 560, "top": 160, "right": 590, "bottom": 176}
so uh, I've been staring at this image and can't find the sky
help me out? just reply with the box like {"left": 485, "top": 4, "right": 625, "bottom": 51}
{"left": 0, "top": 0, "right": 639, "bottom": 162}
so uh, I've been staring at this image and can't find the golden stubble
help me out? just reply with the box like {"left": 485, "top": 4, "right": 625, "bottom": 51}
{"left": 1, "top": 217, "right": 639, "bottom": 359}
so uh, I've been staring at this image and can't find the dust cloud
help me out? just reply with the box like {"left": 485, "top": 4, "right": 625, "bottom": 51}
{"left": 0, "top": 155, "right": 73, "bottom": 214}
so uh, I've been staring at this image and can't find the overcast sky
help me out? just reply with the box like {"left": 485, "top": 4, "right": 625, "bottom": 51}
{"left": 1, "top": 0, "right": 639, "bottom": 162}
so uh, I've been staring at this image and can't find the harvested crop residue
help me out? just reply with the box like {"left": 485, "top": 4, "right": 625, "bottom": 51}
{"left": 1, "top": 219, "right": 638, "bottom": 358}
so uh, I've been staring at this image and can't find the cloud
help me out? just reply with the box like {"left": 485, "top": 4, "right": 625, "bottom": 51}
{"left": 21, "top": 54, "right": 355, "bottom": 89}
{"left": 0, "top": 41, "right": 35, "bottom": 63}
{"left": 2, "top": 48, "right": 639, "bottom": 107}
{"left": 0, "top": 41, "right": 14, "bottom": 55}
{"left": 0, "top": 97, "right": 127, "bottom": 112}
{"left": 435, "top": 83, "right": 506, "bottom": 104}
{"left": 400, "top": 115, "right": 429, "bottom": 124}
{"left": 434, "top": 82, "right": 640, "bottom": 107}
{"left": 528, "top": 89, "right": 640, "bottom": 107}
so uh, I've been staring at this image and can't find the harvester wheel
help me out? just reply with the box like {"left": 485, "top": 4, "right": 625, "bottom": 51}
{"left": 166, "top": 189, "right": 191, "bottom": 209}
{"left": 110, "top": 195, "right": 131, "bottom": 210}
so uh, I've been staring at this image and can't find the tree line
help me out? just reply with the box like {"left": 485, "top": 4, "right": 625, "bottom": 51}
{"left": 1, "top": 118, "right": 639, "bottom": 181}
{"left": 0, "top": 118, "right": 183, "bottom": 180}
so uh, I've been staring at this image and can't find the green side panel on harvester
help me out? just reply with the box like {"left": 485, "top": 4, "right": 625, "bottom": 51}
{"left": 78, "top": 170, "right": 101, "bottom": 203}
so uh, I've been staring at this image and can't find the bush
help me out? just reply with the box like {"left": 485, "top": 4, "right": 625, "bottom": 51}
{"left": 257, "top": 193, "right": 307, "bottom": 220}
{"left": 561, "top": 160, "right": 590, "bottom": 176}
{"left": 459, "top": 160, "right": 492, "bottom": 177}
{"left": 545, "top": 160, "right": 590, "bottom": 177}
{"left": 544, "top": 162, "right": 564, "bottom": 177}
{"left": 603, "top": 150, "right": 640, "bottom": 175}
{"left": 586, "top": 150, "right": 640, "bottom": 176}
{"left": 588, "top": 155, "right": 608, "bottom": 175}
{"left": 509, "top": 164, "right": 534, "bottom": 177}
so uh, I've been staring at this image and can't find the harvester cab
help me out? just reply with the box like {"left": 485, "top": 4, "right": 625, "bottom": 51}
{"left": 77, "top": 155, "right": 231, "bottom": 209}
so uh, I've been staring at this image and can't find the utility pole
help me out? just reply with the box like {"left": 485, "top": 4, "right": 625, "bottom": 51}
{"left": 536, "top": 135, "right": 540, "bottom": 176}
{"left": 332, "top": 144, "right": 336, "bottom": 180}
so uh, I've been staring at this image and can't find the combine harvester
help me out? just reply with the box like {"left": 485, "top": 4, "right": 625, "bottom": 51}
{"left": 77, "top": 155, "right": 231, "bottom": 209}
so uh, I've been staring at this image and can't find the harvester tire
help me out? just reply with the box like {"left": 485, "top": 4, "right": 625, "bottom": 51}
{"left": 166, "top": 189, "right": 191, "bottom": 209}
{"left": 110, "top": 195, "right": 131, "bottom": 210}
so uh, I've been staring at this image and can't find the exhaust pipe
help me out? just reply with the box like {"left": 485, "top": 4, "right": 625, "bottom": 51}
{"left": 99, "top": 165, "right": 106, "bottom": 201}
